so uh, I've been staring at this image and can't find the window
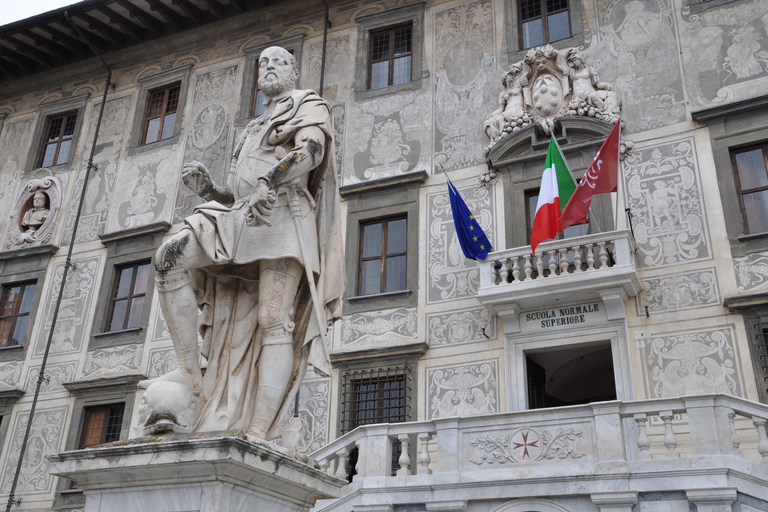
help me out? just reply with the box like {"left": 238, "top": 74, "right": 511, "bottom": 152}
{"left": 0, "top": 282, "right": 36, "bottom": 348}
{"left": 519, "top": 0, "right": 571, "bottom": 49}
{"left": 250, "top": 65, "right": 267, "bottom": 118}
{"left": 368, "top": 24, "right": 412, "bottom": 90}
{"left": 38, "top": 113, "right": 77, "bottom": 167}
{"left": 341, "top": 366, "right": 412, "bottom": 477}
{"left": 142, "top": 83, "right": 180, "bottom": 144}
{"left": 359, "top": 217, "right": 407, "bottom": 295}
{"left": 354, "top": 3, "right": 424, "bottom": 101}
{"left": 79, "top": 404, "right": 125, "bottom": 448}
{"left": 732, "top": 143, "right": 768, "bottom": 235}
{"left": 106, "top": 262, "right": 150, "bottom": 332}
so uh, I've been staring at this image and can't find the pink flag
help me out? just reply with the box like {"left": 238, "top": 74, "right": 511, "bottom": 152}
{"left": 560, "top": 121, "right": 621, "bottom": 228}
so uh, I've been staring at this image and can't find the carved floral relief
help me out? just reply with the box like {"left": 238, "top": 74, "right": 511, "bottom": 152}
{"left": 734, "top": 253, "right": 768, "bottom": 293}
{"left": 644, "top": 327, "right": 743, "bottom": 398}
{"left": 82, "top": 344, "right": 143, "bottom": 378}
{"left": 427, "top": 182, "right": 495, "bottom": 304}
{"left": 427, "top": 360, "right": 498, "bottom": 420}
{"left": 0, "top": 362, "right": 22, "bottom": 389}
{"left": 147, "top": 347, "right": 177, "bottom": 378}
{"left": 0, "top": 407, "right": 67, "bottom": 495}
{"left": 61, "top": 95, "right": 131, "bottom": 244}
{"left": 33, "top": 256, "right": 101, "bottom": 357}
{"left": 277, "top": 376, "right": 330, "bottom": 454}
{"left": 426, "top": 306, "right": 495, "bottom": 346}
{"left": 469, "top": 427, "right": 585, "bottom": 465}
{"left": 623, "top": 137, "right": 711, "bottom": 268}
{"left": 434, "top": 0, "right": 498, "bottom": 170}
{"left": 339, "top": 307, "right": 417, "bottom": 347}
{"left": 307, "top": 36, "right": 351, "bottom": 102}
{"left": 27, "top": 363, "right": 76, "bottom": 393}
{"left": 638, "top": 268, "right": 720, "bottom": 315}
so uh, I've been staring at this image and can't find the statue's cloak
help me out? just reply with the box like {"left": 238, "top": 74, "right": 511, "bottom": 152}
{"left": 184, "top": 89, "right": 344, "bottom": 438}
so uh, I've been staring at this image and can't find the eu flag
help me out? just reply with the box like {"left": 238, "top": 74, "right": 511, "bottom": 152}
{"left": 447, "top": 179, "right": 494, "bottom": 260}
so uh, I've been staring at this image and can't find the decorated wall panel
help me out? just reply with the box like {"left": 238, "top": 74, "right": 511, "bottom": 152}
{"left": 426, "top": 305, "right": 495, "bottom": 346}
{"left": 427, "top": 359, "right": 498, "bottom": 420}
{"left": 637, "top": 268, "right": 720, "bottom": 315}
{"left": 426, "top": 182, "right": 495, "bottom": 304}
{"left": 0, "top": 118, "right": 34, "bottom": 241}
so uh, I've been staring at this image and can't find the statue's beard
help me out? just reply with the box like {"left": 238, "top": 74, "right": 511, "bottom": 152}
{"left": 258, "top": 74, "right": 295, "bottom": 97}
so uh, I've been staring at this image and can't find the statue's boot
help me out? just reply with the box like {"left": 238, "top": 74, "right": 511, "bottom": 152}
{"left": 248, "top": 327, "right": 294, "bottom": 439}
{"left": 138, "top": 267, "right": 203, "bottom": 395}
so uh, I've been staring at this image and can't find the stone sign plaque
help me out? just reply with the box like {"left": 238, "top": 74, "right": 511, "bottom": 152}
{"left": 520, "top": 302, "right": 605, "bottom": 333}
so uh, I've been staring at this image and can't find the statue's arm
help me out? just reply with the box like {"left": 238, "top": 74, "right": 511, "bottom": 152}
{"left": 590, "top": 68, "right": 612, "bottom": 90}
{"left": 181, "top": 160, "right": 235, "bottom": 206}
{"left": 258, "top": 126, "right": 327, "bottom": 189}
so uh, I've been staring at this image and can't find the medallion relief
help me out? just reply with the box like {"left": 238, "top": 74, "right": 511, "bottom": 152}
{"left": 4, "top": 173, "right": 62, "bottom": 249}
{"left": 469, "top": 427, "right": 585, "bottom": 465}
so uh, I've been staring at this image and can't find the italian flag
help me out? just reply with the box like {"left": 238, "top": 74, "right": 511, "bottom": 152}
{"left": 530, "top": 135, "right": 577, "bottom": 255}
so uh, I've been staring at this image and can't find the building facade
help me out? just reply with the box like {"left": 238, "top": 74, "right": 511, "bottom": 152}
{"left": 0, "top": 0, "right": 768, "bottom": 510}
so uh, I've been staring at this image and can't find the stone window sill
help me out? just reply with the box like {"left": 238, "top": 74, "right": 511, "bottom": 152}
{"left": 0, "top": 344, "right": 23, "bottom": 351}
{"left": 347, "top": 290, "right": 412, "bottom": 302}
{"left": 738, "top": 232, "right": 768, "bottom": 242}
{"left": 93, "top": 327, "right": 143, "bottom": 338}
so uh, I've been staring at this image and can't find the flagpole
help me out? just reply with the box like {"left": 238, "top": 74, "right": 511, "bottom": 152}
{"left": 588, "top": 206, "right": 602, "bottom": 233}
{"left": 614, "top": 121, "right": 622, "bottom": 231}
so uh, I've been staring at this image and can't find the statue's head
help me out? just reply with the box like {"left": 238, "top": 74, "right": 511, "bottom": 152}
{"left": 503, "top": 63, "right": 523, "bottom": 86}
{"left": 32, "top": 190, "right": 47, "bottom": 209}
{"left": 258, "top": 46, "right": 300, "bottom": 97}
{"left": 566, "top": 48, "right": 585, "bottom": 68}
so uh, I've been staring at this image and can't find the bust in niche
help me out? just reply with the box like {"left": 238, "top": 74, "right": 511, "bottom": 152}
{"left": 20, "top": 191, "right": 50, "bottom": 235}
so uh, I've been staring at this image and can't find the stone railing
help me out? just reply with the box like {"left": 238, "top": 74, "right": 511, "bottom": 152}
{"left": 311, "top": 395, "right": 768, "bottom": 484}
{"left": 476, "top": 230, "right": 641, "bottom": 327}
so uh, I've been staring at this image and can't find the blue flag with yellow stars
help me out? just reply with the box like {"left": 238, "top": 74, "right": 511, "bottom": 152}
{"left": 447, "top": 179, "right": 494, "bottom": 260}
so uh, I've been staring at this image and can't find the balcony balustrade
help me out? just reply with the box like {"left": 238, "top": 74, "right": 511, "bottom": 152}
{"left": 476, "top": 230, "right": 641, "bottom": 331}
{"left": 311, "top": 394, "right": 768, "bottom": 510}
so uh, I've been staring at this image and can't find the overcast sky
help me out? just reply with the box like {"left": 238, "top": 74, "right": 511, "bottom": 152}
{"left": 0, "top": 1, "right": 84, "bottom": 27}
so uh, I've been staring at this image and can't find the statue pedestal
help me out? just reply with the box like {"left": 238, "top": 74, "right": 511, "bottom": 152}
{"left": 48, "top": 432, "right": 345, "bottom": 512}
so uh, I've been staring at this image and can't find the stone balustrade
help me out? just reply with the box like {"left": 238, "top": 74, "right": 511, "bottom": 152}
{"left": 312, "top": 394, "right": 768, "bottom": 485}
{"left": 476, "top": 230, "right": 641, "bottom": 330}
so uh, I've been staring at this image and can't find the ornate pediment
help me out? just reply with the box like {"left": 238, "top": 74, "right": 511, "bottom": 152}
{"left": 483, "top": 45, "right": 621, "bottom": 153}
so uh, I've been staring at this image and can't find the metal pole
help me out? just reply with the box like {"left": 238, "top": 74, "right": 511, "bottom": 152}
{"left": 5, "top": 13, "right": 112, "bottom": 511}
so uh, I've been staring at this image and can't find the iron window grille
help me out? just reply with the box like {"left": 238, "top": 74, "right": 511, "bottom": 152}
{"left": 341, "top": 365, "right": 412, "bottom": 477}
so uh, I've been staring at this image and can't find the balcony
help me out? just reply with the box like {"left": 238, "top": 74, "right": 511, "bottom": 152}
{"left": 476, "top": 230, "right": 641, "bottom": 332}
{"left": 312, "top": 394, "right": 768, "bottom": 511}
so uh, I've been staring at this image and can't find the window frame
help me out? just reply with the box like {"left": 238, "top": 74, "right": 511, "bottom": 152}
{"left": 78, "top": 403, "right": 126, "bottom": 449}
{"left": 105, "top": 260, "right": 151, "bottom": 333}
{"left": 28, "top": 95, "right": 88, "bottom": 172}
{"left": 342, "top": 171, "right": 426, "bottom": 314}
{"left": 37, "top": 112, "right": 79, "bottom": 168}
{"left": 354, "top": 3, "right": 424, "bottom": 101}
{"left": 128, "top": 64, "right": 191, "bottom": 156}
{"left": 730, "top": 143, "right": 768, "bottom": 236}
{"left": 141, "top": 83, "right": 181, "bottom": 145}
{"left": 517, "top": 0, "right": 571, "bottom": 50}
{"left": 0, "top": 280, "right": 37, "bottom": 348}
{"left": 358, "top": 216, "right": 408, "bottom": 296}
{"left": 367, "top": 24, "right": 413, "bottom": 91}
{"left": 0, "top": 247, "right": 51, "bottom": 362}
{"left": 504, "top": 0, "right": 583, "bottom": 57}
{"left": 90, "top": 222, "right": 168, "bottom": 350}
{"left": 692, "top": 94, "right": 768, "bottom": 256}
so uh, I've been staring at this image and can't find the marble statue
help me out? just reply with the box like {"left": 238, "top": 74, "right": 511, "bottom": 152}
{"left": 138, "top": 46, "right": 344, "bottom": 442}
{"left": 483, "top": 45, "right": 621, "bottom": 151}
{"left": 21, "top": 191, "right": 50, "bottom": 234}
{"left": 483, "top": 63, "right": 531, "bottom": 142}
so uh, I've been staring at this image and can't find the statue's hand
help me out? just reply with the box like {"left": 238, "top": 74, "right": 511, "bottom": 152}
{"left": 181, "top": 161, "right": 213, "bottom": 196}
{"left": 244, "top": 179, "right": 278, "bottom": 227}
